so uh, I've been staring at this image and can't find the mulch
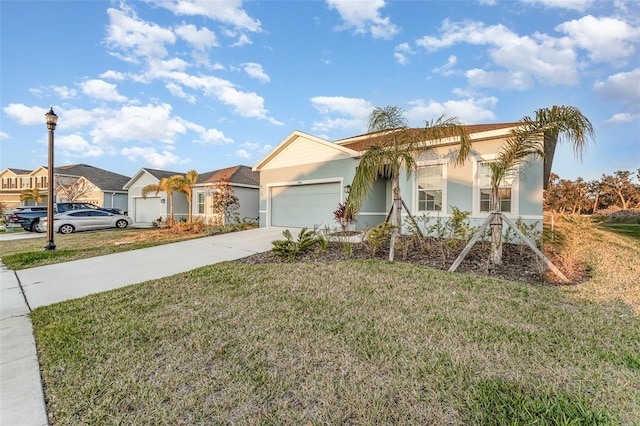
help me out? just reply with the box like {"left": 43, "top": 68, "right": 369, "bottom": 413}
{"left": 236, "top": 235, "right": 581, "bottom": 285}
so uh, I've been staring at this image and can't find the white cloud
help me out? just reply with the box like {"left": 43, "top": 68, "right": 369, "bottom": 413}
{"left": 230, "top": 32, "right": 252, "bottom": 47}
{"left": 0, "top": 131, "right": 11, "bottom": 140}
{"left": 120, "top": 146, "right": 184, "bottom": 169}
{"left": 81, "top": 79, "right": 128, "bottom": 102}
{"left": 105, "top": 6, "right": 176, "bottom": 61}
{"left": 56, "top": 134, "right": 104, "bottom": 157}
{"left": 29, "top": 85, "right": 78, "bottom": 99}
{"left": 433, "top": 55, "right": 458, "bottom": 76}
{"left": 466, "top": 68, "right": 534, "bottom": 90}
{"left": 163, "top": 71, "right": 280, "bottom": 122}
{"left": 394, "top": 43, "right": 413, "bottom": 65}
{"left": 604, "top": 112, "right": 640, "bottom": 125}
{"left": 261, "top": 144, "right": 272, "bottom": 154}
{"left": 243, "top": 63, "right": 270, "bottom": 82}
{"left": 327, "top": 0, "right": 399, "bottom": 40}
{"left": 594, "top": 68, "right": 640, "bottom": 106}
{"left": 166, "top": 82, "right": 197, "bottom": 103}
{"left": 89, "top": 103, "right": 187, "bottom": 145}
{"left": 196, "top": 128, "right": 233, "bottom": 145}
{"left": 556, "top": 15, "right": 640, "bottom": 63}
{"left": 406, "top": 98, "right": 498, "bottom": 124}
{"left": 175, "top": 23, "right": 218, "bottom": 50}
{"left": 242, "top": 142, "right": 259, "bottom": 150}
{"left": 416, "top": 20, "right": 578, "bottom": 88}
{"left": 310, "top": 96, "right": 374, "bottom": 133}
{"left": 153, "top": 0, "right": 262, "bottom": 32}
{"left": 100, "top": 70, "right": 127, "bottom": 80}
{"left": 4, "top": 104, "right": 51, "bottom": 125}
{"left": 519, "top": 0, "right": 595, "bottom": 12}
{"left": 235, "top": 149, "right": 250, "bottom": 158}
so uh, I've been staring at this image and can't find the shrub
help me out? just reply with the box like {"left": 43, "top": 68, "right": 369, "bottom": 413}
{"left": 364, "top": 222, "right": 395, "bottom": 256}
{"left": 333, "top": 202, "right": 356, "bottom": 233}
{"left": 604, "top": 209, "right": 640, "bottom": 224}
{"left": 272, "top": 228, "right": 327, "bottom": 260}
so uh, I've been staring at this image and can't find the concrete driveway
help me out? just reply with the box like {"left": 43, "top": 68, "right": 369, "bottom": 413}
{"left": 0, "top": 226, "right": 290, "bottom": 426}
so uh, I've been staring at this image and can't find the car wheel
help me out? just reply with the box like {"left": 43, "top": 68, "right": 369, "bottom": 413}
{"left": 115, "top": 219, "right": 129, "bottom": 229}
{"left": 58, "top": 224, "right": 75, "bottom": 234}
{"left": 34, "top": 220, "right": 46, "bottom": 233}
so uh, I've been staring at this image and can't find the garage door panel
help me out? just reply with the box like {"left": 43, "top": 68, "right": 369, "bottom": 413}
{"left": 135, "top": 197, "right": 162, "bottom": 223}
{"left": 271, "top": 183, "right": 340, "bottom": 228}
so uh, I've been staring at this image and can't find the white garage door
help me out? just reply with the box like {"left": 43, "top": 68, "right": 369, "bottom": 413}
{"left": 270, "top": 183, "right": 341, "bottom": 228}
{"left": 134, "top": 197, "right": 162, "bottom": 223}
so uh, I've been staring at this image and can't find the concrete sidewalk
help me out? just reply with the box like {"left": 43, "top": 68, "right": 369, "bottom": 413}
{"left": 0, "top": 227, "right": 288, "bottom": 425}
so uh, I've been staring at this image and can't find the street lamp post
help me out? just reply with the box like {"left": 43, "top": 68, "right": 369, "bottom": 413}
{"left": 44, "top": 108, "right": 58, "bottom": 251}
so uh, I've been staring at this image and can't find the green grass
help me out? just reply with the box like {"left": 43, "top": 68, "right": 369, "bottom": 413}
{"left": 0, "top": 228, "right": 204, "bottom": 269}
{"left": 598, "top": 223, "right": 640, "bottom": 240}
{"left": 31, "top": 260, "right": 639, "bottom": 425}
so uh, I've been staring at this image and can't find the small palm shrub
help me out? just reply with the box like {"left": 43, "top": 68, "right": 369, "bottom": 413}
{"left": 272, "top": 228, "right": 328, "bottom": 260}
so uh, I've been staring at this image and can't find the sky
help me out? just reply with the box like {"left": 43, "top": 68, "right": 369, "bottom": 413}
{"left": 1, "top": 0, "right": 639, "bottom": 182}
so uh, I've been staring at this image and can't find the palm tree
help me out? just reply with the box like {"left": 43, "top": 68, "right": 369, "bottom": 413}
{"left": 177, "top": 169, "right": 198, "bottom": 223}
{"left": 142, "top": 175, "right": 185, "bottom": 226}
{"left": 485, "top": 105, "right": 595, "bottom": 265}
{"left": 346, "top": 106, "right": 471, "bottom": 260}
{"left": 20, "top": 188, "right": 45, "bottom": 205}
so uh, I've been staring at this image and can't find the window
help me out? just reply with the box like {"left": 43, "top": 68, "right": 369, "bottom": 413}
{"left": 417, "top": 164, "right": 444, "bottom": 212}
{"left": 20, "top": 177, "right": 31, "bottom": 189}
{"left": 198, "top": 193, "right": 205, "bottom": 214}
{"left": 478, "top": 162, "right": 512, "bottom": 213}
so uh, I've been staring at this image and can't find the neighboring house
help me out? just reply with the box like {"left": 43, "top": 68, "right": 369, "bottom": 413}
{"left": 253, "top": 123, "right": 545, "bottom": 230}
{"left": 0, "top": 164, "right": 130, "bottom": 211}
{"left": 123, "top": 165, "right": 259, "bottom": 225}
{"left": 193, "top": 165, "right": 260, "bottom": 224}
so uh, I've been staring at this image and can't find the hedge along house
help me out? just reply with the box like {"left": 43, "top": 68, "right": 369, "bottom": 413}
{"left": 253, "top": 123, "right": 545, "bottom": 232}
{"left": 124, "top": 165, "right": 259, "bottom": 226}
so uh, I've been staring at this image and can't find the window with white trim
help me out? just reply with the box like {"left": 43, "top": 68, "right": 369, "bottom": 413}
{"left": 478, "top": 162, "right": 512, "bottom": 213}
{"left": 197, "top": 193, "right": 205, "bottom": 214}
{"left": 417, "top": 164, "right": 444, "bottom": 212}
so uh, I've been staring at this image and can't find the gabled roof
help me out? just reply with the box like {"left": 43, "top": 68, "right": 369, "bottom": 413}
{"left": 197, "top": 165, "right": 259, "bottom": 187}
{"left": 0, "top": 168, "right": 32, "bottom": 175}
{"left": 122, "top": 168, "right": 185, "bottom": 189}
{"left": 54, "top": 164, "right": 131, "bottom": 191}
{"left": 336, "top": 122, "right": 521, "bottom": 152}
{"left": 254, "top": 130, "right": 358, "bottom": 171}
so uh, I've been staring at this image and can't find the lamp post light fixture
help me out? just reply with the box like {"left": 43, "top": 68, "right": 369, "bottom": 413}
{"left": 44, "top": 108, "right": 58, "bottom": 251}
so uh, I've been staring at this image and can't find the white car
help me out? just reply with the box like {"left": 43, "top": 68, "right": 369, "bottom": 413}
{"left": 41, "top": 209, "right": 133, "bottom": 234}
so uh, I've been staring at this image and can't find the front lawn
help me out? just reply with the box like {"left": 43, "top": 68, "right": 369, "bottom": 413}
{"left": 32, "top": 261, "right": 639, "bottom": 425}
{"left": 0, "top": 224, "right": 248, "bottom": 270}
{"left": 598, "top": 223, "right": 640, "bottom": 240}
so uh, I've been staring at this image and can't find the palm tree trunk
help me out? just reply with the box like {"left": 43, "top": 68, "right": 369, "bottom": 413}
{"left": 388, "top": 179, "right": 402, "bottom": 261}
{"left": 490, "top": 188, "right": 503, "bottom": 265}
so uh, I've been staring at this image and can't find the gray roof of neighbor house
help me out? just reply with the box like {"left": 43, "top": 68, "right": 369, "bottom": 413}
{"left": 4, "top": 168, "right": 32, "bottom": 175}
{"left": 141, "top": 168, "right": 186, "bottom": 180}
{"left": 197, "top": 165, "right": 259, "bottom": 187}
{"left": 54, "top": 164, "right": 131, "bottom": 192}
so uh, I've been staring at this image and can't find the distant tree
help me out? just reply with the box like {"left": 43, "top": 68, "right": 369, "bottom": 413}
{"left": 600, "top": 170, "right": 638, "bottom": 210}
{"left": 587, "top": 179, "right": 605, "bottom": 213}
{"left": 142, "top": 175, "right": 185, "bottom": 226}
{"left": 20, "top": 188, "right": 46, "bottom": 205}
{"left": 211, "top": 176, "right": 239, "bottom": 225}
{"left": 56, "top": 177, "right": 94, "bottom": 202}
